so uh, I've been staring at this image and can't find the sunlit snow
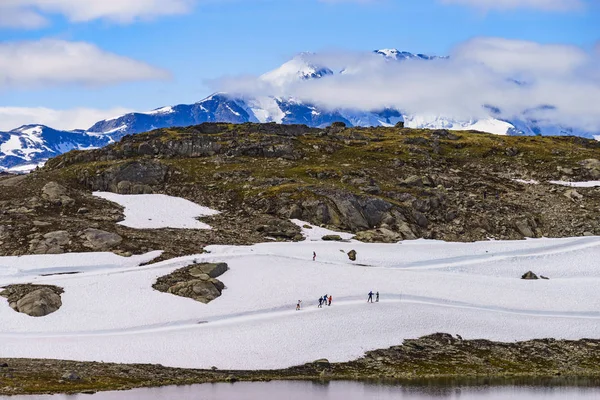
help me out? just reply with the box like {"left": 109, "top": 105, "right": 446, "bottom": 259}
{"left": 93, "top": 192, "right": 220, "bottom": 230}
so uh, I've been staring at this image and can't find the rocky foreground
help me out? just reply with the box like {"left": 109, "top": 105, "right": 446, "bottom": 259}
{"left": 1, "top": 123, "right": 600, "bottom": 260}
{"left": 1, "top": 334, "right": 599, "bottom": 395}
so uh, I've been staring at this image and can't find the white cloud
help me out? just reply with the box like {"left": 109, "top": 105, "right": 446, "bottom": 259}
{"left": 213, "top": 37, "right": 600, "bottom": 132}
{"left": 439, "top": 0, "right": 585, "bottom": 11}
{"left": 0, "top": 0, "right": 195, "bottom": 28}
{"left": 0, "top": 106, "right": 134, "bottom": 131}
{"left": 0, "top": 5, "right": 47, "bottom": 29}
{"left": 0, "top": 39, "right": 170, "bottom": 89}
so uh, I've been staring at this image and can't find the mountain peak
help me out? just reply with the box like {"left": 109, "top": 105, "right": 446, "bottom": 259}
{"left": 374, "top": 49, "right": 439, "bottom": 61}
{"left": 260, "top": 53, "right": 334, "bottom": 86}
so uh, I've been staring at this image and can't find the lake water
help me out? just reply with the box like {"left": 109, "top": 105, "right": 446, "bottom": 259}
{"left": 5, "top": 379, "right": 600, "bottom": 399}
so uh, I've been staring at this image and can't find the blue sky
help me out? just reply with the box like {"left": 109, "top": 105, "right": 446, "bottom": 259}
{"left": 0, "top": 0, "right": 598, "bottom": 130}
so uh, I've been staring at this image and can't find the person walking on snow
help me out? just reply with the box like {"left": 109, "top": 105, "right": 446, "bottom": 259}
{"left": 296, "top": 300, "right": 302, "bottom": 311}
{"left": 328, "top": 295, "right": 332, "bottom": 306}
{"left": 313, "top": 251, "right": 316, "bottom": 261}
{"left": 318, "top": 297, "right": 323, "bottom": 308}
{"left": 376, "top": 291, "right": 380, "bottom": 302}
{"left": 368, "top": 291, "right": 374, "bottom": 303}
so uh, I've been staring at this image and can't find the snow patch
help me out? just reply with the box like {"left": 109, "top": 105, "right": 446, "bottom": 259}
{"left": 145, "top": 106, "right": 174, "bottom": 115}
{"left": 549, "top": 181, "right": 600, "bottom": 188}
{"left": 513, "top": 179, "right": 539, "bottom": 185}
{"left": 93, "top": 192, "right": 220, "bottom": 230}
{"left": 291, "top": 219, "right": 355, "bottom": 241}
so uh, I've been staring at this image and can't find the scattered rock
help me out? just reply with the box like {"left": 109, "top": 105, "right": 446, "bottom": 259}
{"left": 313, "top": 359, "right": 330, "bottom": 368}
{"left": 321, "top": 235, "right": 343, "bottom": 241}
{"left": 521, "top": 271, "right": 539, "bottom": 280}
{"left": 355, "top": 228, "right": 402, "bottom": 243}
{"left": 540, "top": 275, "right": 550, "bottom": 280}
{"left": 82, "top": 228, "right": 123, "bottom": 250}
{"left": 61, "top": 372, "right": 81, "bottom": 381}
{"left": 565, "top": 189, "right": 583, "bottom": 201}
{"left": 29, "top": 231, "right": 71, "bottom": 255}
{"left": 41, "top": 182, "right": 74, "bottom": 206}
{"left": 347, "top": 250, "right": 357, "bottom": 261}
{"left": 256, "top": 218, "right": 302, "bottom": 240}
{"left": 515, "top": 220, "right": 535, "bottom": 238}
{"left": 580, "top": 159, "right": 600, "bottom": 179}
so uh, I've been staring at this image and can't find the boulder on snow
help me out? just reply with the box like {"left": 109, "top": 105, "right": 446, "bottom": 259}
{"left": 321, "top": 235, "right": 343, "bottom": 241}
{"left": 153, "top": 262, "right": 229, "bottom": 304}
{"left": 1, "top": 284, "right": 64, "bottom": 317}
{"left": 521, "top": 271, "right": 539, "bottom": 280}
{"left": 348, "top": 250, "right": 357, "bottom": 261}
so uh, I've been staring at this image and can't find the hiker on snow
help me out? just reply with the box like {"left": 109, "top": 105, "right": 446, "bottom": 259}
{"left": 318, "top": 297, "right": 323, "bottom": 308}
{"left": 368, "top": 291, "right": 374, "bottom": 303}
{"left": 376, "top": 291, "right": 380, "bottom": 302}
{"left": 328, "top": 295, "right": 332, "bottom": 306}
{"left": 296, "top": 300, "right": 302, "bottom": 311}
{"left": 313, "top": 251, "right": 316, "bottom": 261}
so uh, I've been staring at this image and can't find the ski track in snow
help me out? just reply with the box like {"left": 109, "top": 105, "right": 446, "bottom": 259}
{"left": 2, "top": 231, "right": 600, "bottom": 369}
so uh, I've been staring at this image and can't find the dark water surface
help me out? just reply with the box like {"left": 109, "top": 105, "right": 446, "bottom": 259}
{"left": 5, "top": 378, "right": 600, "bottom": 399}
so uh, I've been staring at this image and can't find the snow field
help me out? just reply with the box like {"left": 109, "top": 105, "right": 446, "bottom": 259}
{"left": 1, "top": 236, "right": 600, "bottom": 369}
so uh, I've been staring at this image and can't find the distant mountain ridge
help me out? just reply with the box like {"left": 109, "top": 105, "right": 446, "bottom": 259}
{"left": 1, "top": 49, "right": 598, "bottom": 171}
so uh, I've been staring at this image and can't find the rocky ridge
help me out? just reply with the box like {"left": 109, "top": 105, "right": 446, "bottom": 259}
{"left": 1, "top": 123, "right": 600, "bottom": 259}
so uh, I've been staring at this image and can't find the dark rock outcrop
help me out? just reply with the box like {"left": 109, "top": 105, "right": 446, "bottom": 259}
{"left": 348, "top": 250, "right": 357, "bottom": 261}
{"left": 1, "top": 284, "right": 64, "bottom": 317}
{"left": 153, "top": 263, "right": 229, "bottom": 304}
{"left": 522, "top": 271, "right": 539, "bottom": 280}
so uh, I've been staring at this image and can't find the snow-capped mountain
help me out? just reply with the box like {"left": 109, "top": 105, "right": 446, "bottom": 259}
{"left": 260, "top": 53, "right": 334, "bottom": 87}
{"left": 374, "top": 49, "right": 441, "bottom": 61}
{"left": 0, "top": 125, "right": 112, "bottom": 172}
{"left": 1, "top": 49, "right": 598, "bottom": 171}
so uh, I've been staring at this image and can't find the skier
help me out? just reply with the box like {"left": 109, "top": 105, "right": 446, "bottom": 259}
{"left": 313, "top": 251, "right": 316, "bottom": 261}
{"left": 318, "top": 297, "right": 323, "bottom": 308}
{"left": 376, "top": 291, "right": 380, "bottom": 302}
{"left": 368, "top": 291, "right": 374, "bottom": 303}
{"left": 328, "top": 295, "right": 332, "bottom": 306}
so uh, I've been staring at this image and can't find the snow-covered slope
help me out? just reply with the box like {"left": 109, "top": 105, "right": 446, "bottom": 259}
{"left": 2, "top": 231, "right": 600, "bottom": 369}
{"left": 0, "top": 125, "right": 112, "bottom": 171}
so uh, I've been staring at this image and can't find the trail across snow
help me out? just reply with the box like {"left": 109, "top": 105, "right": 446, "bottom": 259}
{"left": 1, "top": 234, "right": 600, "bottom": 369}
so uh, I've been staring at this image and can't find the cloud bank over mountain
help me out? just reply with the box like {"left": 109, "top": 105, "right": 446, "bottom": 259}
{"left": 213, "top": 37, "right": 600, "bottom": 132}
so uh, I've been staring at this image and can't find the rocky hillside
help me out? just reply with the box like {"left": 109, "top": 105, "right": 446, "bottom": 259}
{"left": 1, "top": 122, "right": 600, "bottom": 259}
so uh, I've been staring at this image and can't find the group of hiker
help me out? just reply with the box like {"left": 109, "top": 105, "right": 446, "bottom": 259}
{"left": 367, "top": 291, "right": 380, "bottom": 303}
{"left": 295, "top": 291, "right": 380, "bottom": 310}
{"left": 318, "top": 294, "right": 332, "bottom": 308}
